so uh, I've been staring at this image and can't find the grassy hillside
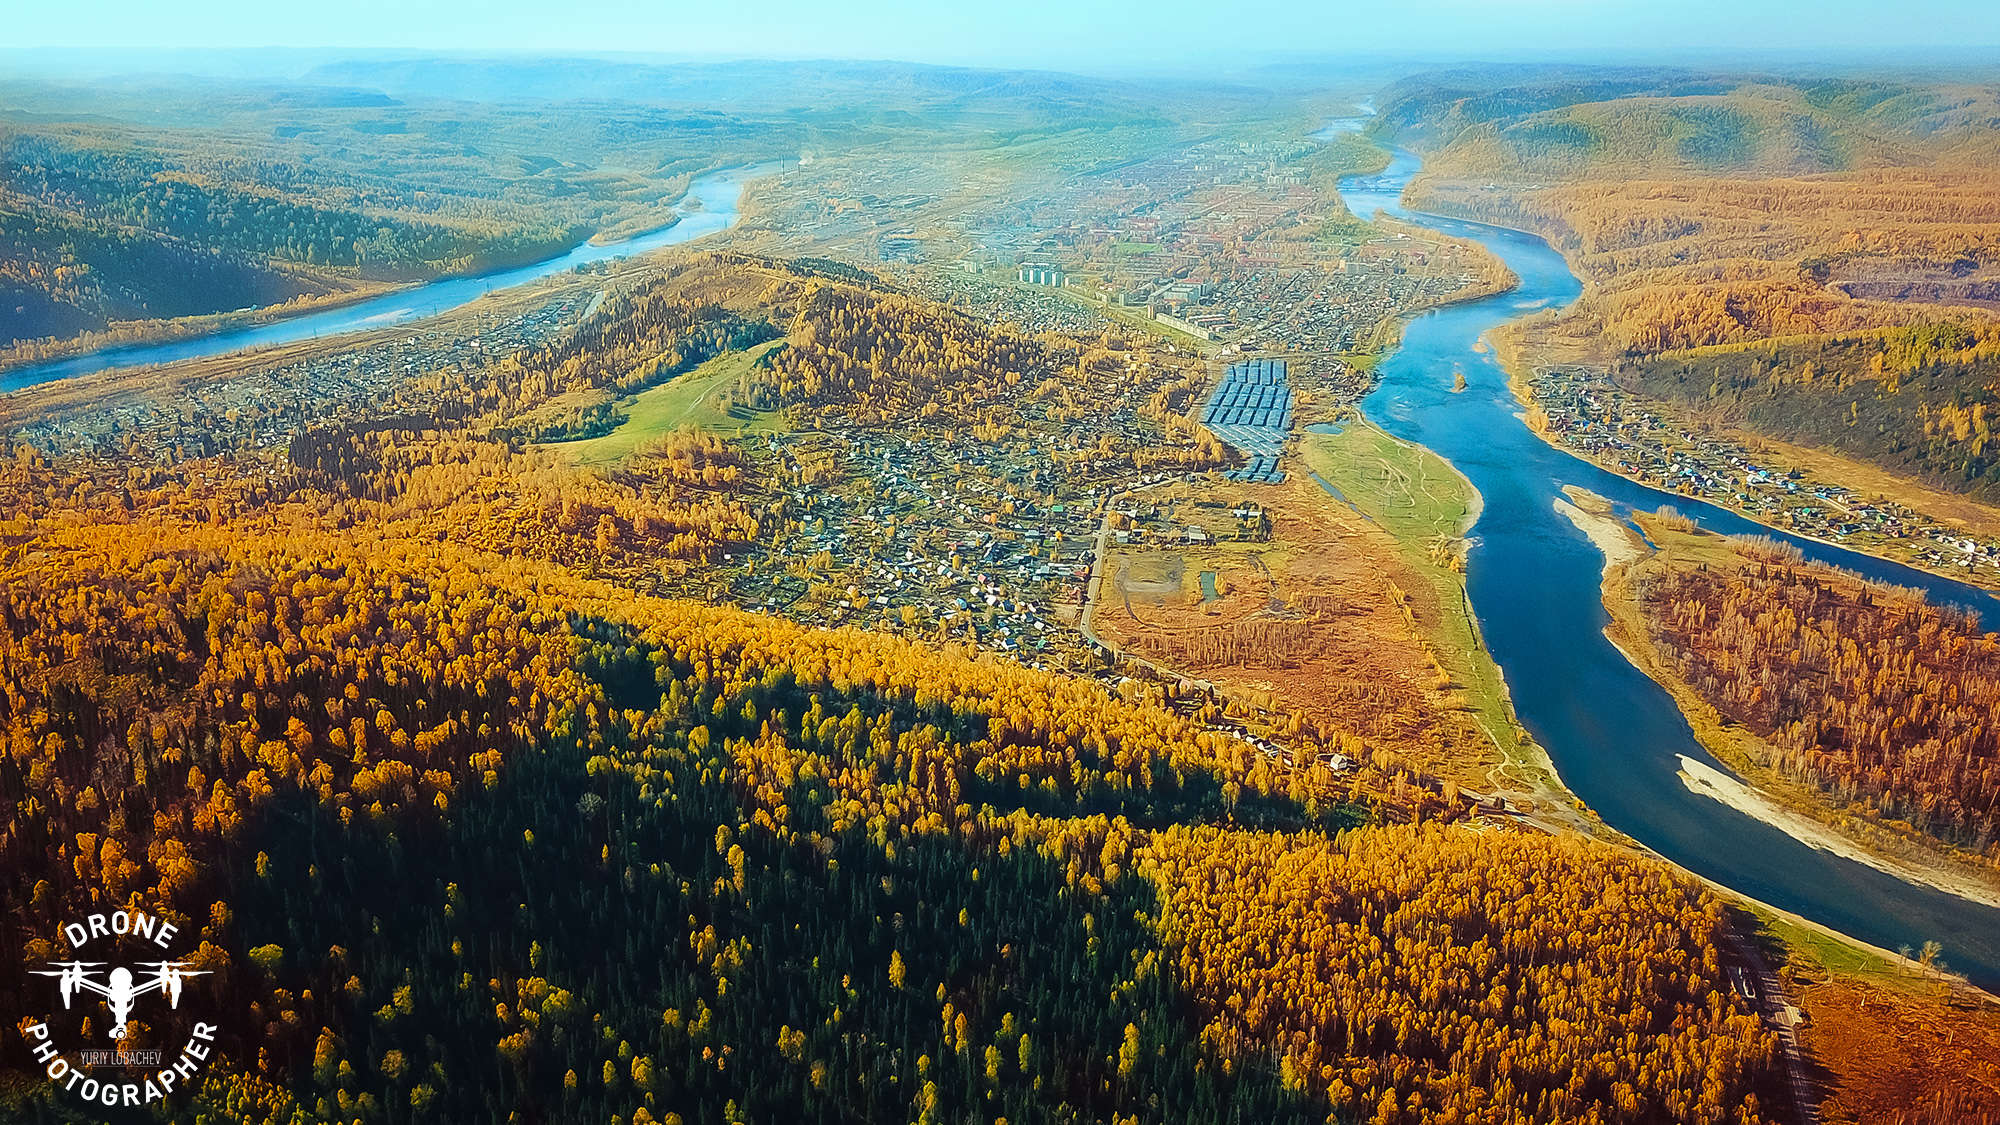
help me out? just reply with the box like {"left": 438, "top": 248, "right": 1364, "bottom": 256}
{"left": 555, "top": 340, "right": 790, "bottom": 465}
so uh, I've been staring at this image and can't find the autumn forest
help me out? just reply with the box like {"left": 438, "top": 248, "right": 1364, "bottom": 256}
{"left": 4, "top": 41, "right": 2000, "bottom": 1125}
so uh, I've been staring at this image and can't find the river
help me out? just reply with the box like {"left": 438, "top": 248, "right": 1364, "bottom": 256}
{"left": 1330, "top": 131, "right": 2000, "bottom": 990}
{"left": 0, "top": 163, "right": 779, "bottom": 393}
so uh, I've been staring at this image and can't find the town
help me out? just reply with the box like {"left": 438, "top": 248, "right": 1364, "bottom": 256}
{"left": 1529, "top": 363, "right": 2000, "bottom": 581}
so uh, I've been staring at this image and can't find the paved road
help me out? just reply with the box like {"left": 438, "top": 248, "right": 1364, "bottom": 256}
{"left": 1722, "top": 928, "right": 1822, "bottom": 1125}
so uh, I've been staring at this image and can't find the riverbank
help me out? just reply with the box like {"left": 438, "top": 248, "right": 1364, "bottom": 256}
{"left": 0, "top": 164, "right": 777, "bottom": 392}
{"left": 1552, "top": 485, "right": 1646, "bottom": 575}
{"left": 1549, "top": 484, "right": 2000, "bottom": 1122}
{"left": 589, "top": 209, "right": 682, "bottom": 245}
{"left": 1742, "top": 892, "right": 2000, "bottom": 1124}
{"left": 0, "top": 225, "right": 636, "bottom": 381}
{"left": 1577, "top": 502, "right": 2000, "bottom": 911}
{"left": 1331, "top": 130, "right": 2000, "bottom": 993}
{"left": 1485, "top": 266, "right": 2000, "bottom": 598}
{"left": 0, "top": 274, "right": 409, "bottom": 377}
{"left": 1293, "top": 417, "right": 1587, "bottom": 827}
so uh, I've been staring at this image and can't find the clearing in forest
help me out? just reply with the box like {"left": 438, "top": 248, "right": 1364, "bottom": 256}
{"left": 558, "top": 339, "right": 787, "bottom": 465}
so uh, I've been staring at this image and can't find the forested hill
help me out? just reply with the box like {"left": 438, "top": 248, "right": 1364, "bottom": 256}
{"left": 0, "top": 254, "right": 1785, "bottom": 1123}
{"left": 1372, "top": 68, "right": 2000, "bottom": 177}
{"left": 0, "top": 130, "right": 588, "bottom": 345}
{"left": 1370, "top": 68, "right": 1740, "bottom": 162}
{"left": 1378, "top": 66, "right": 2000, "bottom": 500}
{"left": 0, "top": 104, "right": 607, "bottom": 349}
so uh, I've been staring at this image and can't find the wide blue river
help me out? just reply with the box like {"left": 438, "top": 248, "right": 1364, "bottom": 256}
{"left": 0, "top": 164, "right": 774, "bottom": 392}
{"left": 1336, "top": 143, "right": 2000, "bottom": 989}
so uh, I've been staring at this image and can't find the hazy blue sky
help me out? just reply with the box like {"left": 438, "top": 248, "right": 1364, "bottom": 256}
{"left": 7, "top": 0, "right": 1998, "bottom": 69}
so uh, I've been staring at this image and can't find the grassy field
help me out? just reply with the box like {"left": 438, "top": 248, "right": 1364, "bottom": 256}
{"left": 1297, "top": 418, "right": 1479, "bottom": 559}
{"left": 1294, "top": 419, "right": 1574, "bottom": 814}
{"left": 1744, "top": 904, "right": 1902, "bottom": 981}
{"left": 554, "top": 341, "right": 787, "bottom": 466}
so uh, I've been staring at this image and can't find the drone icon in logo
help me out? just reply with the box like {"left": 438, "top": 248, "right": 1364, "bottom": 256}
{"left": 31, "top": 960, "right": 209, "bottom": 1040}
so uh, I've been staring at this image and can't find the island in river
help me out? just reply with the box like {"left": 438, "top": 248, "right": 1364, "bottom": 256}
{"left": 1332, "top": 132, "right": 2000, "bottom": 993}
{"left": 1584, "top": 500, "right": 2000, "bottom": 911}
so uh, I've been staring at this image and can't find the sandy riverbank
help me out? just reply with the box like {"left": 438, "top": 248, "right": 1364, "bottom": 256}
{"left": 1553, "top": 485, "right": 1645, "bottom": 575}
{"left": 1676, "top": 754, "right": 2000, "bottom": 911}
{"left": 1566, "top": 489, "right": 2000, "bottom": 913}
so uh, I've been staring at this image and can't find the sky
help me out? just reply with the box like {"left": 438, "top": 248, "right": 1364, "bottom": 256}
{"left": 5, "top": 0, "right": 1999, "bottom": 73}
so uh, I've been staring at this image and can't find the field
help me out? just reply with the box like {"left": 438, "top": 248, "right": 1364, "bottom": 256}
{"left": 1091, "top": 415, "right": 1575, "bottom": 815}
{"left": 1293, "top": 419, "right": 1566, "bottom": 807}
{"left": 1092, "top": 470, "right": 1505, "bottom": 795}
{"left": 1296, "top": 418, "right": 1477, "bottom": 563}
{"left": 552, "top": 340, "right": 789, "bottom": 466}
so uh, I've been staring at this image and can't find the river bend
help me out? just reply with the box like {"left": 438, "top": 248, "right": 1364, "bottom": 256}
{"left": 1, "top": 164, "right": 775, "bottom": 392}
{"left": 1336, "top": 141, "right": 2000, "bottom": 989}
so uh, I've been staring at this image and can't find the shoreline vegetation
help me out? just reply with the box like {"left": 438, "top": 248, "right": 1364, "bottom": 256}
{"left": 0, "top": 229, "right": 609, "bottom": 381}
{"left": 1561, "top": 492, "right": 2000, "bottom": 912}
{"left": 0, "top": 277, "right": 410, "bottom": 377}
{"left": 1495, "top": 322, "right": 2000, "bottom": 596}
{"left": 1370, "top": 67, "right": 2000, "bottom": 598}
{"left": 1558, "top": 484, "right": 2000, "bottom": 1057}
{"left": 1295, "top": 421, "right": 1524, "bottom": 773}
{"left": 1335, "top": 118, "right": 2000, "bottom": 1098}
{"left": 587, "top": 209, "right": 681, "bottom": 245}
{"left": 1679, "top": 753, "right": 2000, "bottom": 911}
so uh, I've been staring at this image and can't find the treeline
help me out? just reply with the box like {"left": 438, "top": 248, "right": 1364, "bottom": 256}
{"left": 1148, "top": 823, "right": 1779, "bottom": 1124}
{"left": 0, "top": 509, "right": 1334, "bottom": 1123}
{"left": 0, "top": 511, "right": 1783, "bottom": 1124}
{"left": 0, "top": 205, "right": 328, "bottom": 345}
{"left": 1615, "top": 322, "right": 2000, "bottom": 498}
{"left": 1387, "top": 72, "right": 2000, "bottom": 183}
{"left": 280, "top": 421, "right": 770, "bottom": 577}
{"left": 1414, "top": 93, "right": 1852, "bottom": 181}
{"left": 755, "top": 282, "right": 1052, "bottom": 427}
{"left": 1639, "top": 548, "right": 2000, "bottom": 854}
{"left": 0, "top": 133, "right": 586, "bottom": 349}
{"left": 6, "top": 136, "right": 580, "bottom": 277}
{"left": 1372, "top": 72, "right": 1739, "bottom": 157}
{"left": 747, "top": 279, "right": 1226, "bottom": 473}
{"left": 463, "top": 275, "right": 779, "bottom": 440}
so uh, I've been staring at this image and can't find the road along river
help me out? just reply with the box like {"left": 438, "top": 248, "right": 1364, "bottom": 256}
{"left": 1334, "top": 142, "right": 2000, "bottom": 990}
{"left": 1, "top": 163, "right": 778, "bottom": 393}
